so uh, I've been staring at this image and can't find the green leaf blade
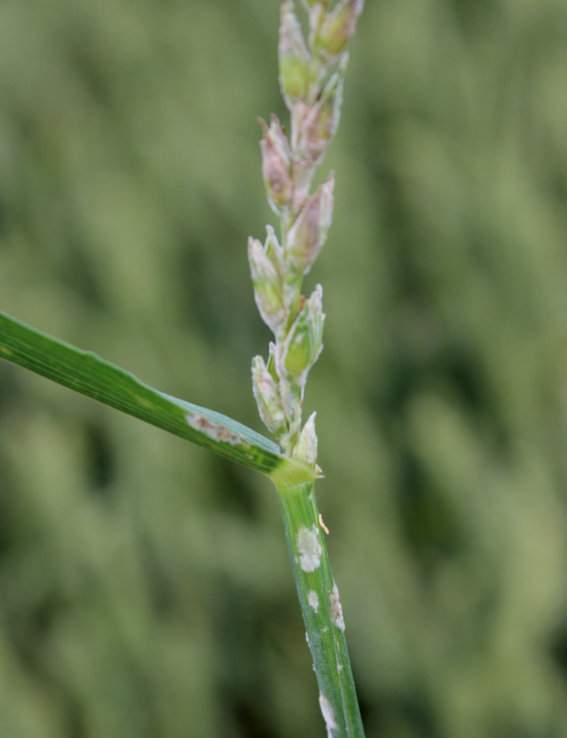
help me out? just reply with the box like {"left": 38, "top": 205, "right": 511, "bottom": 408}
{"left": 0, "top": 311, "right": 314, "bottom": 480}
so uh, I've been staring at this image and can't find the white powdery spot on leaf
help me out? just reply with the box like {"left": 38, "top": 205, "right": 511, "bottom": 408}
{"left": 330, "top": 582, "right": 345, "bottom": 632}
{"left": 186, "top": 414, "right": 242, "bottom": 446}
{"left": 297, "top": 526, "right": 322, "bottom": 572}
{"left": 308, "top": 590, "right": 320, "bottom": 612}
{"left": 319, "top": 693, "right": 337, "bottom": 736}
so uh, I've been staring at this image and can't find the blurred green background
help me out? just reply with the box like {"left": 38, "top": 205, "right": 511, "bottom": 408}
{"left": 2, "top": 0, "right": 567, "bottom": 736}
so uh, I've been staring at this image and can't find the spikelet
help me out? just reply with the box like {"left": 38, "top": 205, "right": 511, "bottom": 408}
{"left": 248, "top": 0, "right": 361, "bottom": 459}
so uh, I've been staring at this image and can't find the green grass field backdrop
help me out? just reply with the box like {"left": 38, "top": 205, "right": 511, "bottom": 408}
{"left": 2, "top": 1, "right": 567, "bottom": 736}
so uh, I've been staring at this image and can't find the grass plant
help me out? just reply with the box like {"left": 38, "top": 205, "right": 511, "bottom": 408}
{"left": 0, "top": 2, "right": 365, "bottom": 735}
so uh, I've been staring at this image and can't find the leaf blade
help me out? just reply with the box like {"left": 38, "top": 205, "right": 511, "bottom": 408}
{"left": 0, "top": 311, "right": 313, "bottom": 479}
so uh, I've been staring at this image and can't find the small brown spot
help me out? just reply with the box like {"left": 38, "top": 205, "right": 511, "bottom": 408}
{"left": 186, "top": 414, "right": 242, "bottom": 446}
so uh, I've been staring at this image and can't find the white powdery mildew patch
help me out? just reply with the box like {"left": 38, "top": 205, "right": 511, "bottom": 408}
{"left": 329, "top": 582, "right": 345, "bottom": 632}
{"left": 319, "top": 693, "right": 337, "bottom": 737}
{"left": 297, "top": 526, "right": 322, "bottom": 572}
{"left": 308, "top": 590, "right": 320, "bottom": 612}
{"left": 186, "top": 414, "right": 242, "bottom": 446}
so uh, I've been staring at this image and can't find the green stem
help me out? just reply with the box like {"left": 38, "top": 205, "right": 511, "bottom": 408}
{"left": 276, "top": 480, "right": 365, "bottom": 738}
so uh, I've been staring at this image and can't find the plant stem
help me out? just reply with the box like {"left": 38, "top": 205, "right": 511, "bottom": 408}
{"left": 276, "top": 480, "right": 365, "bottom": 738}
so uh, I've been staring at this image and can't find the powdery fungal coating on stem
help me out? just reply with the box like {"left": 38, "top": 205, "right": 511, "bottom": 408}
{"left": 319, "top": 693, "right": 338, "bottom": 736}
{"left": 330, "top": 582, "right": 345, "bottom": 631}
{"left": 297, "top": 525, "right": 322, "bottom": 572}
{"left": 308, "top": 589, "right": 320, "bottom": 612}
{"left": 186, "top": 414, "right": 242, "bottom": 447}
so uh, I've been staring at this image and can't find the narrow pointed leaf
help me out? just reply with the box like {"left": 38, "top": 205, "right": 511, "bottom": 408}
{"left": 0, "top": 312, "right": 314, "bottom": 481}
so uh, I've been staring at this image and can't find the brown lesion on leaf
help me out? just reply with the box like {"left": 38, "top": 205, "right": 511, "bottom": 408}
{"left": 186, "top": 413, "right": 243, "bottom": 447}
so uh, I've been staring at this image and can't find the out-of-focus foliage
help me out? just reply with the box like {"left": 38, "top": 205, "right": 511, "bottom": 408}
{"left": 2, "top": 0, "right": 567, "bottom": 736}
